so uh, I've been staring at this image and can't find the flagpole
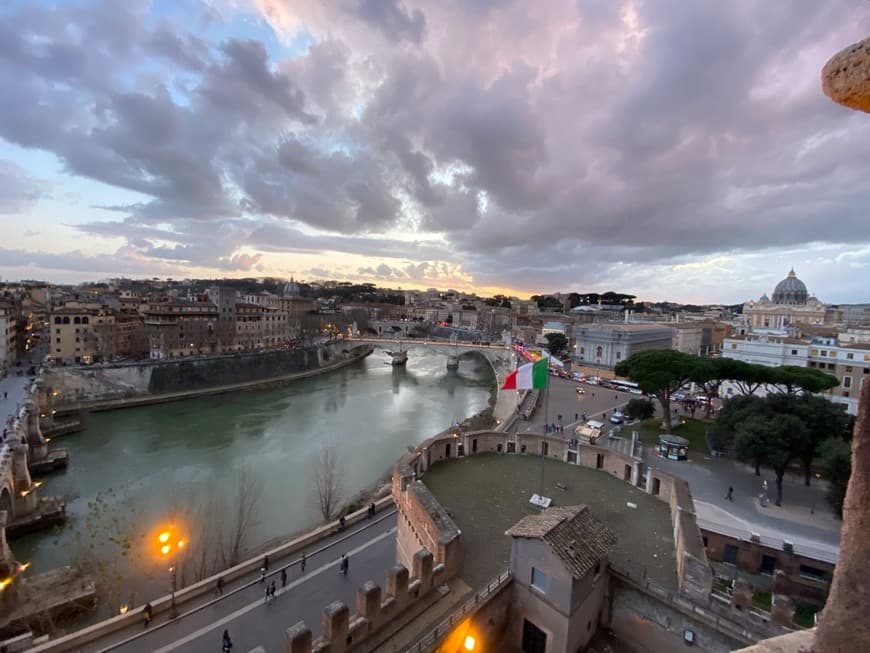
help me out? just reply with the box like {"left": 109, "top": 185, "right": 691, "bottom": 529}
{"left": 539, "top": 362, "right": 550, "bottom": 502}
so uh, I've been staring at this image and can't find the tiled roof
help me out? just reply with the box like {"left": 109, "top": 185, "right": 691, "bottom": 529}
{"left": 506, "top": 505, "right": 616, "bottom": 578}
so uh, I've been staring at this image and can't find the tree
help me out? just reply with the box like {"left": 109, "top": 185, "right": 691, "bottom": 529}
{"left": 735, "top": 413, "right": 808, "bottom": 506}
{"left": 544, "top": 333, "right": 568, "bottom": 357}
{"left": 820, "top": 437, "right": 851, "bottom": 518}
{"left": 615, "top": 350, "right": 699, "bottom": 432}
{"left": 712, "top": 394, "right": 765, "bottom": 465}
{"left": 767, "top": 366, "right": 839, "bottom": 396}
{"left": 715, "top": 358, "right": 774, "bottom": 396}
{"left": 220, "top": 464, "right": 264, "bottom": 568}
{"left": 788, "top": 395, "right": 850, "bottom": 485}
{"left": 690, "top": 358, "right": 725, "bottom": 417}
{"left": 314, "top": 446, "right": 344, "bottom": 521}
{"left": 625, "top": 398, "right": 655, "bottom": 421}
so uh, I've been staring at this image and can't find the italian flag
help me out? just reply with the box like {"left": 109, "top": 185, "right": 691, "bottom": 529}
{"left": 502, "top": 358, "right": 549, "bottom": 390}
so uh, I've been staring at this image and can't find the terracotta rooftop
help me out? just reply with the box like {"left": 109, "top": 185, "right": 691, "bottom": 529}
{"left": 506, "top": 505, "right": 616, "bottom": 579}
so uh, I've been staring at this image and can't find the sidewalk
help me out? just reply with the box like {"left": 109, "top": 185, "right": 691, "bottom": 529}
{"left": 31, "top": 507, "right": 398, "bottom": 653}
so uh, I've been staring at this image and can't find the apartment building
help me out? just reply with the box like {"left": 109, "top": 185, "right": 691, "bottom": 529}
{"left": 143, "top": 298, "right": 218, "bottom": 359}
{"left": 49, "top": 306, "right": 116, "bottom": 364}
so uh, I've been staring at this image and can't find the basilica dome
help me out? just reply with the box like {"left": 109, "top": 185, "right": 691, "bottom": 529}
{"left": 772, "top": 269, "right": 808, "bottom": 305}
{"left": 283, "top": 277, "right": 300, "bottom": 297}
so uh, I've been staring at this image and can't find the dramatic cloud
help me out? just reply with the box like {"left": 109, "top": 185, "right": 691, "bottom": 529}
{"left": 1, "top": 0, "right": 869, "bottom": 301}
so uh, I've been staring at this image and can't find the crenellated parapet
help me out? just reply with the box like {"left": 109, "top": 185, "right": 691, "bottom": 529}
{"left": 284, "top": 549, "right": 447, "bottom": 653}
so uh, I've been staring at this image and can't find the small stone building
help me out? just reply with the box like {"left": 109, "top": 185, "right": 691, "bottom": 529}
{"left": 506, "top": 505, "right": 616, "bottom": 653}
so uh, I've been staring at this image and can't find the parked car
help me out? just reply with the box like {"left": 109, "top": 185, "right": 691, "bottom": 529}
{"left": 609, "top": 411, "right": 625, "bottom": 425}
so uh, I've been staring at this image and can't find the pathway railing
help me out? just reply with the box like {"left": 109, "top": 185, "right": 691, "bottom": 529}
{"left": 609, "top": 561, "right": 783, "bottom": 644}
{"left": 406, "top": 570, "right": 512, "bottom": 653}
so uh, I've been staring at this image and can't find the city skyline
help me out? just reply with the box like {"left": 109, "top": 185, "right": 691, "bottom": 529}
{"left": 1, "top": 1, "right": 869, "bottom": 304}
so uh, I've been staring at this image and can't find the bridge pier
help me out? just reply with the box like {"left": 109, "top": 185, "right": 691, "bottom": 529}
{"left": 386, "top": 350, "right": 408, "bottom": 366}
{"left": 446, "top": 355, "right": 459, "bottom": 370}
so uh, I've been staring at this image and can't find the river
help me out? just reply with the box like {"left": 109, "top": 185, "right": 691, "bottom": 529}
{"left": 14, "top": 348, "right": 495, "bottom": 603}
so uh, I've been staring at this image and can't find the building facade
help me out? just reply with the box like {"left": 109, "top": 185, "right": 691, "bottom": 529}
{"left": 572, "top": 324, "right": 676, "bottom": 369}
{"left": 49, "top": 306, "right": 116, "bottom": 364}
{"left": 143, "top": 298, "right": 218, "bottom": 359}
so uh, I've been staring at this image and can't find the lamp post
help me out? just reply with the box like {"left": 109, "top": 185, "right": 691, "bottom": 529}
{"left": 157, "top": 525, "right": 187, "bottom": 618}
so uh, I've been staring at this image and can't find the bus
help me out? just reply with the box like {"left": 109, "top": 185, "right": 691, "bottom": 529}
{"left": 609, "top": 379, "right": 641, "bottom": 393}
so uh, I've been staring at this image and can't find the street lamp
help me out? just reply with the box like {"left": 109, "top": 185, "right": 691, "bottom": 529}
{"left": 156, "top": 524, "right": 187, "bottom": 618}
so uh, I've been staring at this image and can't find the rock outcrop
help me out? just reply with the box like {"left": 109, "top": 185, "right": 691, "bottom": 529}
{"left": 822, "top": 37, "right": 870, "bottom": 112}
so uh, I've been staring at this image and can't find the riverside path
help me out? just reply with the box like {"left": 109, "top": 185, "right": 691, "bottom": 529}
{"left": 52, "top": 511, "right": 398, "bottom": 653}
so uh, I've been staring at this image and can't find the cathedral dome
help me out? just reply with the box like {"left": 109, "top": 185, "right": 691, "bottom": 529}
{"left": 772, "top": 269, "right": 808, "bottom": 305}
{"left": 283, "top": 277, "right": 300, "bottom": 297}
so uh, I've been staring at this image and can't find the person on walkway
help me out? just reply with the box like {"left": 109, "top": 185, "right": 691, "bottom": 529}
{"left": 263, "top": 554, "right": 269, "bottom": 571}
{"left": 574, "top": 413, "right": 578, "bottom": 421}
{"left": 339, "top": 516, "right": 346, "bottom": 531}
{"left": 264, "top": 583, "right": 272, "bottom": 604}
{"left": 342, "top": 554, "right": 349, "bottom": 576}
{"left": 300, "top": 550, "right": 306, "bottom": 572}
{"left": 281, "top": 568, "right": 287, "bottom": 587}
{"left": 216, "top": 576, "right": 224, "bottom": 596}
{"left": 259, "top": 566, "right": 266, "bottom": 584}
{"left": 143, "top": 602, "right": 152, "bottom": 629}
{"left": 726, "top": 486, "right": 734, "bottom": 502}
{"left": 222, "top": 629, "right": 233, "bottom": 651}
{"left": 369, "top": 502, "right": 376, "bottom": 518}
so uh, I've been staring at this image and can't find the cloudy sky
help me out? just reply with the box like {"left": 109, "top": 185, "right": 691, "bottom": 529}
{"left": 0, "top": 0, "right": 868, "bottom": 304}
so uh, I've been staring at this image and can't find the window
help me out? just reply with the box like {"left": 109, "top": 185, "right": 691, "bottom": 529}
{"left": 55, "top": 338, "right": 60, "bottom": 343}
{"left": 828, "top": 363, "right": 836, "bottom": 370}
{"left": 843, "top": 377, "right": 852, "bottom": 388}
{"left": 83, "top": 317, "right": 90, "bottom": 324}
{"left": 846, "top": 366, "right": 853, "bottom": 372}
{"left": 55, "top": 328, "right": 60, "bottom": 334}
{"left": 791, "top": 349, "right": 798, "bottom": 355}
{"left": 821, "top": 350, "right": 827, "bottom": 357}
{"left": 731, "top": 343, "right": 737, "bottom": 349}
{"left": 616, "top": 351, "right": 621, "bottom": 360}
{"left": 799, "top": 565, "right": 827, "bottom": 582}
{"left": 54, "top": 317, "right": 62, "bottom": 324}
{"left": 62, "top": 317, "right": 70, "bottom": 324}
{"left": 530, "top": 567, "right": 547, "bottom": 593}
{"left": 808, "top": 361, "right": 817, "bottom": 368}
{"left": 847, "top": 353, "right": 855, "bottom": 360}
{"left": 74, "top": 316, "right": 81, "bottom": 324}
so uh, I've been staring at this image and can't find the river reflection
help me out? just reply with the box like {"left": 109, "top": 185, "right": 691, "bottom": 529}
{"left": 14, "top": 349, "right": 495, "bottom": 585}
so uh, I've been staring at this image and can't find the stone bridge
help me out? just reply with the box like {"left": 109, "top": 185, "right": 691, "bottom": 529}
{"left": 346, "top": 337, "right": 519, "bottom": 422}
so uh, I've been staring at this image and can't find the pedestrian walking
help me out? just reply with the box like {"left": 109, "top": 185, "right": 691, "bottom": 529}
{"left": 300, "top": 550, "right": 306, "bottom": 572}
{"left": 342, "top": 554, "right": 349, "bottom": 576}
{"left": 726, "top": 486, "right": 734, "bottom": 502}
{"left": 339, "top": 554, "right": 346, "bottom": 575}
{"left": 339, "top": 516, "right": 346, "bottom": 531}
{"left": 259, "top": 566, "right": 266, "bottom": 584}
{"left": 270, "top": 580, "right": 276, "bottom": 601}
{"left": 263, "top": 554, "right": 269, "bottom": 571}
{"left": 222, "top": 628, "right": 233, "bottom": 652}
{"left": 143, "top": 602, "right": 152, "bottom": 629}
{"left": 281, "top": 568, "right": 287, "bottom": 587}
{"left": 370, "top": 502, "right": 376, "bottom": 518}
{"left": 574, "top": 413, "right": 578, "bottom": 421}
{"left": 264, "top": 583, "right": 271, "bottom": 604}
{"left": 216, "top": 576, "right": 224, "bottom": 596}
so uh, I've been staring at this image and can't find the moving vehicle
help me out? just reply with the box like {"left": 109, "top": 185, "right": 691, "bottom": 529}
{"left": 575, "top": 419, "right": 605, "bottom": 444}
{"left": 609, "top": 379, "right": 641, "bottom": 392}
{"left": 610, "top": 411, "right": 625, "bottom": 425}
{"left": 575, "top": 387, "right": 586, "bottom": 395}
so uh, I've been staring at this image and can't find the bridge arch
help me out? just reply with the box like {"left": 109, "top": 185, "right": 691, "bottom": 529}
{"left": 0, "top": 486, "right": 13, "bottom": 522}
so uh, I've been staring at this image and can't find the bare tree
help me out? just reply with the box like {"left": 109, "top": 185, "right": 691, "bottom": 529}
{"left": 314, "top": 446, "right": 344, "bottom": 521}
{"left": 220, "top": 463, "right": 264, "bottom": 568}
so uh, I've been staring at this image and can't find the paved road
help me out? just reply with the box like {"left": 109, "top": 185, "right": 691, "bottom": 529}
{"left": 82, "top": 512, "right": 398, "bottom": 653}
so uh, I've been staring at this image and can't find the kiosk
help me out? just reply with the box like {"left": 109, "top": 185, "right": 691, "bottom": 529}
{"left": 658, "top": 434, "right": 689, "bottom": 461}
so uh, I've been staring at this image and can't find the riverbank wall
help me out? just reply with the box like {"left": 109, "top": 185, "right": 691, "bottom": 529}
{"left": 42, "top": 342, "right": 373, "bottom": 415}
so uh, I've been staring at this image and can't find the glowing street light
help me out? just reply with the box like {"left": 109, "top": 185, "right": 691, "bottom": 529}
{"left": 464, "top": 634, "right": 476, "bottom": 650}
{"left": 155, "top": 524, "right": 188, "bottom": 618}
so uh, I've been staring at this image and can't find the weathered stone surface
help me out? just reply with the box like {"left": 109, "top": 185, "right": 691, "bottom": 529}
{"left": 822, "top": 37, "right": 870, "bottom": 112}
{"left": 813, "top": 379, "right": 870, "bottom": 650}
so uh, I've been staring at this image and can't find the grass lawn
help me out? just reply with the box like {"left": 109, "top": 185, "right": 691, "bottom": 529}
{"left": 752, "top": 591, "right": 772, "bottom": 611}
{"left": 633, "top": 417, "right": 709, "bottom": 451}
{"left": 793, "top": 602, "right": 819, "bottom": 628}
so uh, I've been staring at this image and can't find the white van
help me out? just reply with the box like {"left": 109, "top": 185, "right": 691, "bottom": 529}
{"left": 575, "top": 419, "right": 605, "bottom": 444}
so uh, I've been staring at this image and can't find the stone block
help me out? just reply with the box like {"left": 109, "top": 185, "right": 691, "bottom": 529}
{"left": 285, "top": 621, "right": 312, "bottom": 653}
{"left": 356, "top": 581, "right": 381, "bottom": 621}
{"left": 386, "top": 565, "right": 409, "bottom": 605}
{"left": 732, "top": 578, "right": 753, "bottom": 611}
{"left": 412, "top": 548, "right": 434, "bottom": 589}
{"left": 823, "top": 37, "right": 870, "bottom": 112}
{"left": 322, "top": 600, "right": 349, "bottom": 649}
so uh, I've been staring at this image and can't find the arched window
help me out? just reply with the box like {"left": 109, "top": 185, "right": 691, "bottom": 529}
{"left": 63, "top": 317, "right": 70, "bottom": 324}
{"left": 54, "top": 317, "right": 62, "bottom": 324}
{"left": 74, "top": 317, "right": 81, "bottom": 324}
{"left": 82, "top": 317, "right": 89, "bottom": 325}
{"left": 596, "top": 346, "right": 603, "bottom": 358}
